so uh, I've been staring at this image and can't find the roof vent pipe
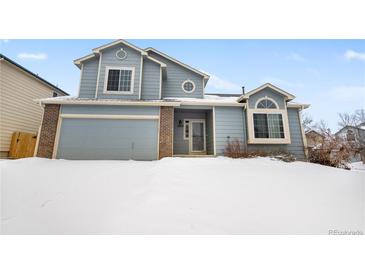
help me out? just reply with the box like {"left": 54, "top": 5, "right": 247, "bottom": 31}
{"left": 241, "top": 86, "right": 245, "bottom": 94}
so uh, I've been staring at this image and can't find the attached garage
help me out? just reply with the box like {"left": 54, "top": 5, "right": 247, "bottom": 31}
{"left": 54, "top": 105, "right": 160, "bottom": 160}
{"left": 56, "top": 118, "right": 158, "bottom": 160}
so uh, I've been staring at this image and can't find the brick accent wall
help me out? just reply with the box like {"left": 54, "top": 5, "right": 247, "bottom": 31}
{"left": 36, "top": 104, "right": 60, "bottom": 158}
{"left": 159, "top": 106, "right": 174, "bottom": 159}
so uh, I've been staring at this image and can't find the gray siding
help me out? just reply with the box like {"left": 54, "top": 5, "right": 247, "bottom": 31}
{"left": 246, "top": 108, "right": 306, "bottom": 160}
{"left": 78, "top": 58, "right": 99, "bottom": 98}
{"left": 215, "top": 107, "right": 245, "bottom": 155}
{"left": 96, "top": 44, "right": 142, "bottom": 100}
{"left": 148, "top": 51, "right": 204, "bottom": 99}
{"left": 57, "top": 119, "right": 158, "bottom": 160}
{"left": 248, "top": 87, "right": 286, "bottom": 109}
{"left": 141, "top": 59, "right": 161, "bottom": 100}
{"left": 61, "top": 105, "right": 159, "bottom": 115}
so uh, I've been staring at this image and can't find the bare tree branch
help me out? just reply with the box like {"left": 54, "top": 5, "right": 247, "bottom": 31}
{"left": 301, "top": 113, "right": 313, "bottom": 132}
{"left": 338, "top": 112, "right": 357, "bottom": 128}
{"left": 355, "top": 109, "right": 365, "bottom": 124}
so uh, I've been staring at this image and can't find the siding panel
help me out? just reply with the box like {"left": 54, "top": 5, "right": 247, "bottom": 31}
{"left": 78, "top": 58, "right": 99, "bottom": 98}
{"left": 215, "top": 107, "right": 245, "bottom": 155}
{"left": 141, "top": 59, "right": 161, "bottom": 100}
{"left": 0, "top": 61, "right": 55, "bottom": 154}
{"left": 147, "top": 52, "right": 204, "bottom": 99}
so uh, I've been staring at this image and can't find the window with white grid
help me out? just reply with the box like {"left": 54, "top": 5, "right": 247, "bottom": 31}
{"left": 105, "top": 67, "right": 134, "bottom": 93}
{"left": 253, "top": 113, "right": 285, "bottom": 139}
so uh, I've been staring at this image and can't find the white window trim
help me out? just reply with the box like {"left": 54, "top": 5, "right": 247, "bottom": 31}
{"left": 103, "top": 66, "right": 135, "bottom": 95}
{"left": 255, "top": 96, "right": 279, "bottom": 109}
{"left": 182, "top": 79, "right": 196, "bottom": 93}
{"left": 247, "top": 108, "right": 291, "bottom": 144}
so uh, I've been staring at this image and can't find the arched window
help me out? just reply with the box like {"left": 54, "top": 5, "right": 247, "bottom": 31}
{"left": 257, "top": 99, "right": 277, "bottom": 109}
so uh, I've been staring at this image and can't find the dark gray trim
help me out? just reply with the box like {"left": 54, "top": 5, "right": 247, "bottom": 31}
{"left": 0, "top": 53, "right": 69, "bottom": 96}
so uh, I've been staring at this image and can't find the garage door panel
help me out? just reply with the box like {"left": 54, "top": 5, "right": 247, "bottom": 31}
{"left": 57, "top": 118, "right": 158, "bottom": 160}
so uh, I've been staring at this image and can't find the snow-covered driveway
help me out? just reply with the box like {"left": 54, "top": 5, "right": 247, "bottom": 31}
{"left": 1, "top": 157, "right": 364, "bottom": 234}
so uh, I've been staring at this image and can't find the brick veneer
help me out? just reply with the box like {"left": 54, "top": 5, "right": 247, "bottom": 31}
{"left": 36, "top": 104, "right": 60, "bottom": 158}
{"left": 159, "top": 106, "right": 174, "bottom": 159}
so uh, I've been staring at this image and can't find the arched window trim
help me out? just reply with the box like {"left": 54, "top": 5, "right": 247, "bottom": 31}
{"left": 255, "top": 96, "right": 279, "bottom": 109}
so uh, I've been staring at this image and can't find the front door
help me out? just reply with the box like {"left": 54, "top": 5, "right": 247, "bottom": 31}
{"left": 190, "top": 120, "right": 206, "bottom": 153}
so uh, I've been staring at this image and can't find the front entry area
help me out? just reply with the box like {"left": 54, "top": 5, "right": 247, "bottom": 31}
{"left": 173, "top": 108, "right": 214, "bottom": 156}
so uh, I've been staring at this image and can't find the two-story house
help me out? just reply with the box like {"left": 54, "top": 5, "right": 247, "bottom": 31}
{"left": 36, "top": 39, "right": 309, "bottom": 160}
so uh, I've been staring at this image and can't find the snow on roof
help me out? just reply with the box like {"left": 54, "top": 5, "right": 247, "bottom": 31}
{"left": 165, "top": 95, "right": 240, "bottom": 103}
{"left": 37, "top": 95, "right": 308, "bottom": 108}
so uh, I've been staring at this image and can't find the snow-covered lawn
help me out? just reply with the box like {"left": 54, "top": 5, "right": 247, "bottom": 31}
{"left": 1, "top": 157, "right": 364, "bottom": 234}
{"left": 350, "top": 161, "right": 365, "bottom": 173}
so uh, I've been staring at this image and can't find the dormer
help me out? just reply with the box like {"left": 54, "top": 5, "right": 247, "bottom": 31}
{"left": 238, "top": 83, "right": 296, "bottom": 144}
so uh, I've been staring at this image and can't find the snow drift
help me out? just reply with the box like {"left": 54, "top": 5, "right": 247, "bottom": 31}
{"left": 0, "top": 157, "right": 364, "bottom": 234}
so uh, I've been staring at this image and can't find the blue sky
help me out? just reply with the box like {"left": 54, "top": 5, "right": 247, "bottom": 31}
{"left": 1, "top": 39, "right": 364, "bottom": 131}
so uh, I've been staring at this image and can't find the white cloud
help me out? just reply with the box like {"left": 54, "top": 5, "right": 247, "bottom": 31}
{"left": 344, "top": 50, "right": 365, "bottom": 61}
{"left": 2, "top": 39, "right": 9, "bottom": 43}
{"left": 330, "top": 85, "right": 365, "bottom": 102}
{"left": 287, "top": 52, "right": 306, "bottom": 62}
{"left": 17, "top": 52, "right": 47, "bottom": 60}
{"left": 202, "top": 71, "right": 241, "bottom": 92}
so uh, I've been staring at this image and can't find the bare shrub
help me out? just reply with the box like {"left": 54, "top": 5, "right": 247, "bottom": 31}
{"left": 224, "top": 139, "right": 295, "bottom": 162}
{"left": 308, "top": 131, "right": 352, "bottom": 169}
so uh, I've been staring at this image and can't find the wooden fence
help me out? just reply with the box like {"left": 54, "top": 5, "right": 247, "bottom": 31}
{"left": 9, "top": 132, "right": 37, "bottom": 159}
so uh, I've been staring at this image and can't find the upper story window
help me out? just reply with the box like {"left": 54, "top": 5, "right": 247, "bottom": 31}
{"left": 104, "top": 66, "right": 135, "bottom": 94}
{"left": 182, "top": 80, "right": 195, "bottom": 93}
{"left": 257, "top": 99, "right": 277, "bottom": 109}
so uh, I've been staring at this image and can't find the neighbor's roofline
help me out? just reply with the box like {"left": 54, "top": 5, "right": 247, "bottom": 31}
{"left": 145, "top": 47, "right": 210, "bottom": 79}
{"left": 0, "top": 53, "right": 68, "bottom": 96}
{"left": 334, "top": 125, "right": 365, "bottom": 135}
{"left": 237, "top": 83, "right": 296, "bottom": 102}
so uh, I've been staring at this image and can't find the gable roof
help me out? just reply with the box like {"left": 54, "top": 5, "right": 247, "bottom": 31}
{"left": 305, "top": 130, "right": 325, "bottom": 137}
{"left": 334, "top": 125, "right": 365, "bottom": 136}
{"left": 74, "top": 39, "right": 166, "bottom": 69}
{"left": 0, "top": 53, "right": 68, "bottom": 96}
{"left": 144, "top": 47, "right": 210, "bottom": 82}
{"left": 237, "top": 83, "right": 295, "bottom": 102}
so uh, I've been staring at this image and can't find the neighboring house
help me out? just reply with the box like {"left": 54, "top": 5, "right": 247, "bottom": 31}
{"left": 305, "top": 130, "right": 325, "bottom": 149}
{"left": 36, "top": 40, "right": 309, "bottom": 161}
{"left": 0, "top": 54, "right": 68, "bottom": 158}
{"left": 334, "top": 125, "right": 365, "bottom": 162}
{"left": 335, "top": 125, "right": 365, "bottom": 145}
